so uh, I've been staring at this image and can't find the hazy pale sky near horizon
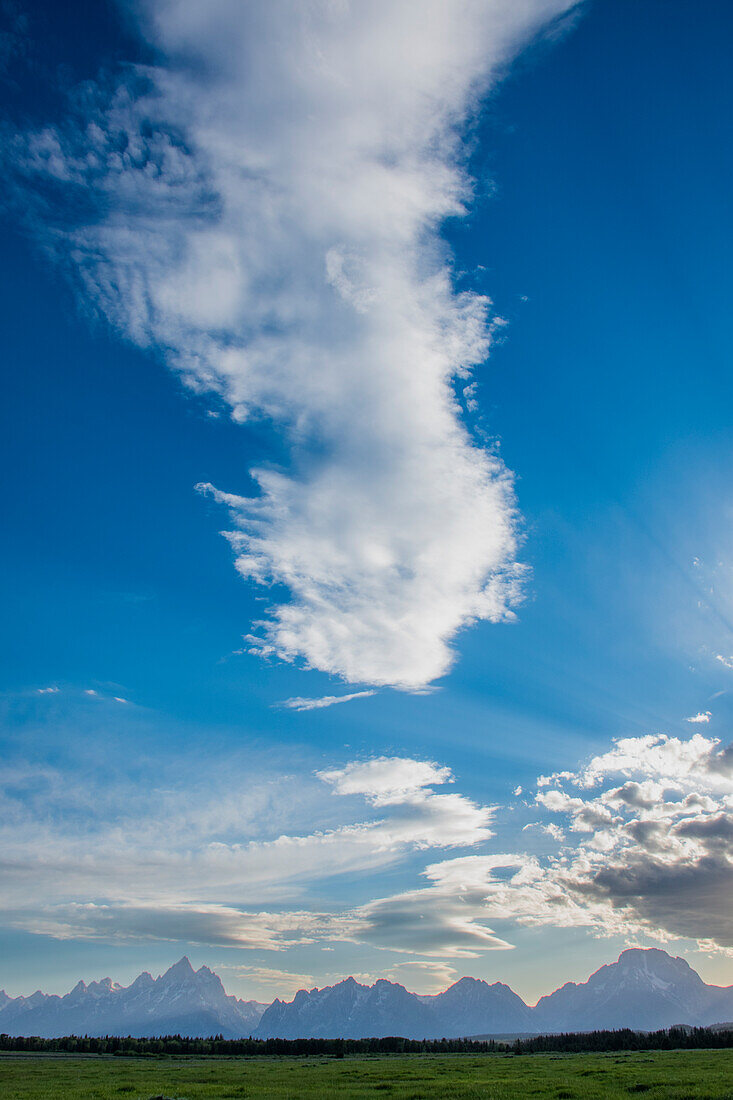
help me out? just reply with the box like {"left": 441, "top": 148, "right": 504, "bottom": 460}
{"left": 1, "top": 0, "right": 732, "bottom": 1004}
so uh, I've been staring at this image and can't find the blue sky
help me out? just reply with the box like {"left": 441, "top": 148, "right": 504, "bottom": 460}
{"left": 1, "top": 0, "right": 732, "bottom": 1003}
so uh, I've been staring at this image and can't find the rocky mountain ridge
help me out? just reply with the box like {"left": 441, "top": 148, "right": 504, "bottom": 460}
{"left": 1, "top": 948, "right": 731, "bottom": 1039}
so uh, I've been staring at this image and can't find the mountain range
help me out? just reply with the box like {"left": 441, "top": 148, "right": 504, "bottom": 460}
{"left": 1, "top": 949, "right": 731, "bottom": 1039}
{"left": 0, "top": 957, "right": 265, "bottom": 1040}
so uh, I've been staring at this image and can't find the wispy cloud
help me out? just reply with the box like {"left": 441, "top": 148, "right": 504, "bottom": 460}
{"left": 1, "top": 732, "right": 730, "bottom": 958}
{"left": 0, "top": 751, "right": 494, "bottom": 949}
{"left": 281, "top": 691, "right": 376, "bottom": 712}
{"left": 7, "top": 0, "right": 577, "bottom": 691}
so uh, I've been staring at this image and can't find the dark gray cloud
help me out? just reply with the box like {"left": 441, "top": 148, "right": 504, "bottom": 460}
{"left": 581, "top": 855, "right": 733, "bottom": 948}
{"left": 675, "top": 813, "right": 733, "bottom": 842}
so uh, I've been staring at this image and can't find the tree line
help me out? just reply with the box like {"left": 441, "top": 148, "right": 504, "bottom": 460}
{"left": 1, "top": 1027, "right": 731, "bottom": 1057}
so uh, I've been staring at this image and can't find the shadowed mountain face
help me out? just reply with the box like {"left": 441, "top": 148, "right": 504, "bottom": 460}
{"left": 421, "top": 976, "right": 535, "bottom": 1037}
{"left": 255, "top": 977, "right": 436, "bottom": 1040}
{"left": 0, "top": 957, "right": 266, "bottom": 1039}
{"left": 1, "top": 949, "right": 731, "bottom": 1039}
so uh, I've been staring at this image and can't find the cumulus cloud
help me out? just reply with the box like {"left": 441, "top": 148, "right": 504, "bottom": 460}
{"left": 527, "top": 733, "right": 733, "bottom": 948}
{"left": 544, "top": 732, "right": 729, "bottom": 790}
{"left": 686, "top": 712, "right": 712, "bottom": 723}
{"left": 281, "top": 691, "right": 376, "bottom": 712}
{"left": 8, "top": 0, "right": 577, "bottom": 690}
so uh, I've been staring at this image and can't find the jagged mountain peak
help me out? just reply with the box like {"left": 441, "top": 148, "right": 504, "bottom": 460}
{"left": 162, "top": 956, "right": 195, "bottom": 981}
{"left": 87, "top": 978, "right": 119, "bottom": 994}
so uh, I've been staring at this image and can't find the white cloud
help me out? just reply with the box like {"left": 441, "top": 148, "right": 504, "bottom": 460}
{"left": 36, "top": 687, "right": 59, "bottom": 694}
{"left": 1, "top": 734, "right": 730, "bottom": 959}
{"left": 558, "top": 733, "right": 727, "bottom": 790}
{"left": 525, "top": 733, "right": 733, "bottom": 948}
{"left": 686, "top": 711, "right": 712, "bottom": 723}
{"left": 356, "top": 855, "right": 518, "bottom": 957}
{"left": 281, "top": 691, "right": 375, "bottom": 712}
{"left": 717, "top": 655, "right": 733, "bottom": 670}
{"left": 318, "top": 756, "right": 453, "bottom": 805}
{"left": 0, "top": 753, "right": 493, "bottom": 947}
{"left": 9, "top": 0, "right": 577, "bottom": 690}
{"left": 335, "top": 734, "right": 733, "bottom": 958}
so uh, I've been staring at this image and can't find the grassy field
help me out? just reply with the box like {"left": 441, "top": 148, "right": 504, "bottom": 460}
{"left": 0, "top": 1049, "right": 731, "bottom": 1099}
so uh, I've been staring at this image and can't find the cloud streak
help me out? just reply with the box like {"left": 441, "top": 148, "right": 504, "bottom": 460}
{"left": 9, "top": 0, "right": 577, "bottom": 690}
{"left": 0, "top": 752, "right": 494, "bottom": 949}
{"left": 281, "top": 691, "right": 376, "bottom": 712}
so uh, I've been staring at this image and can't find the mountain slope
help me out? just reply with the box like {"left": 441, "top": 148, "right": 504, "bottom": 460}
{"left": 427, "top": 976, "right": 534, "bottom": 1036}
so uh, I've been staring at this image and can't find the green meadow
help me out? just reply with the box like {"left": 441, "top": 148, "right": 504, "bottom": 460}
{"left": 0, "top": 1049, "right": 731, "bottom": 1099}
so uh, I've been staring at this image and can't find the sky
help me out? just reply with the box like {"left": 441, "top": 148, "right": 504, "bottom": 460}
{"left": 0, "top": 0, "right": 732, "bottom": 1005}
